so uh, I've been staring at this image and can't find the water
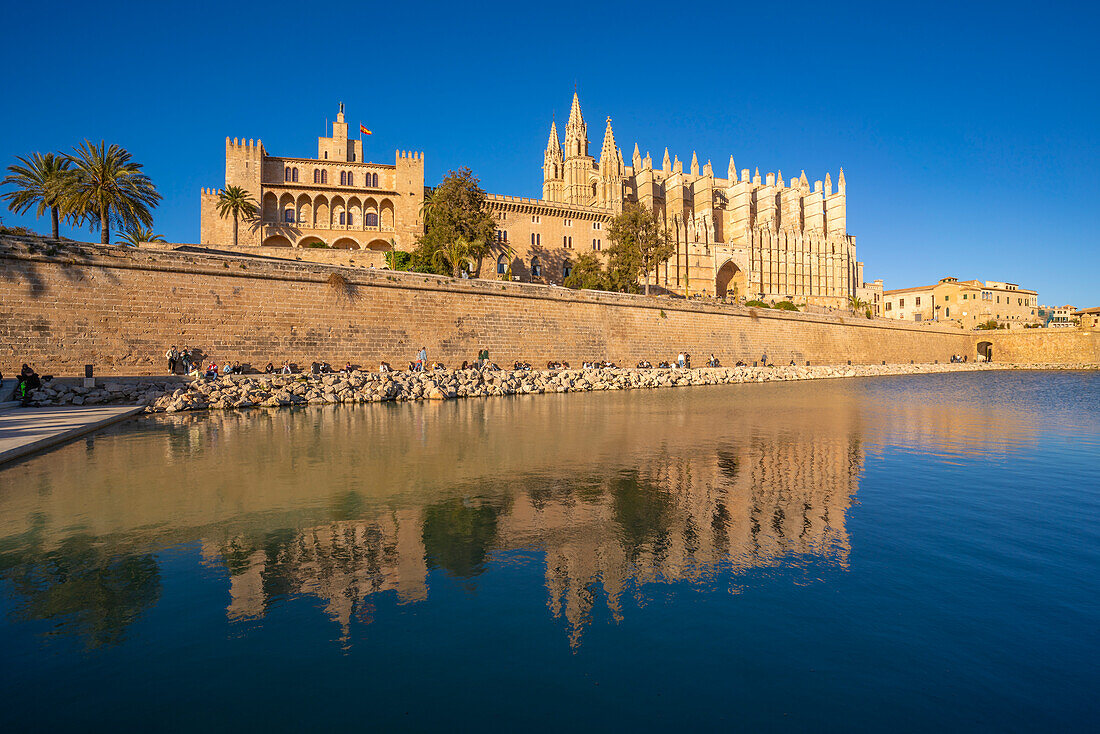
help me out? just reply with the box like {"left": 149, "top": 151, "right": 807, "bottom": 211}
{"left": 1, "top": 371, "right": 1097, "bottom": 731}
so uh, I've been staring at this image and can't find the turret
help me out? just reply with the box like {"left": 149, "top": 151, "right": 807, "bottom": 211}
{"left": 727, "top": 156, "right": 736, "bottom": 182}
{"left": 690, "top": 151, "right": 699, "bottom": 176}
{"left": 662, "top": 148, "right": 670, "bottom": 172}
{"left": 632, "top": 143, "right": 641, "bottom": 172}
{"left": 542, "top": 121, "right": 564, "bottom": 202}
{"left": 597, "top": 117, "right": 624, "bottom": 210}
{"left": 563, "top": 91, "right": 588, "bottom": 159}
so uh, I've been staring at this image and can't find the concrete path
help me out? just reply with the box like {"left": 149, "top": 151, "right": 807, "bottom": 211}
{"left": 0, "top": 405, "right": 145, "bottom": 466}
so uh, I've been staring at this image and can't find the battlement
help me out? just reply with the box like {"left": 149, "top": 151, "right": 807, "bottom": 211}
{"left": 396, "top": 150, "right": 424, "bottom": 162}
{"left": 200, "top": 187, "right": 222, "bottom": 197}
{"left": 226, "top": 137, "right": 265, "bottom": 157}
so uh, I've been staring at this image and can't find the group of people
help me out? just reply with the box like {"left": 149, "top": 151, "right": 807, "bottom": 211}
{"left": 950, "top": 354, "right": 970, "bottom": 363}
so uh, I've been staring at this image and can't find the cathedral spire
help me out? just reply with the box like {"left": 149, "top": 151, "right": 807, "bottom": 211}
{"left": 690, "top": 151, "right": 699, "bottom": 176}
{"left": 728, "top": 156, "right": 736, "bottom": 181}
{"left": 799, "top": 170, "right": 808, "bottom": 189}
{"left": 825, "top": 172, "right": 832, "bottom": 194}
{"left": 663, "top": 147, "right": 670, "bottom": 172}
{"left": 563, "top": 91, "right": 588, "bottom": 158}
{"left": 838, "top": 167, "right": 846, "bottom": 193}
{"left": 599, "top": 117, "right": 621, "bottom": 176}
{"left": 546, "top": 120, "right": 560, "bottom": 153}
{"left": 632, "top": 143, "right": 641, "bottom": 171}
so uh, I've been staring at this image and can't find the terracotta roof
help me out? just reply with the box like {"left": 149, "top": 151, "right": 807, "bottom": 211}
{"left": 1073, "top": 306, "right": 1100, "bottom": 315}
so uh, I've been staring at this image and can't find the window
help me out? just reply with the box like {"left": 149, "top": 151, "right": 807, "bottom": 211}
{"left": 285, "top": 166, "right": 292, "bottom": 182}
{"left": 593, "top": 222, "right": 602, "bottom": 230}
{"left": 531, "top": 257, "right": 541, "bottom": 277}
{"left": 945, "top": 307, "right": 950, "bottom": 317}
{"left": 915, "top": 297, "right": 921, "bottom": 306}
{"left": 314, "top": 170, "right": 320, "bottom": 184}
{"left": 372, "top": 173, "right": 379, "bottom": 187}
{"left": 350, "top": 152, "right": 356, "bottom": 162}
{"left": 564, "top": 218, "right": 572, "bottom": 227}
{"left": 339, "top": 212, "right": 346, "bottom": 225}
{"left": 497, "top": 255, "right": 507, "bottom": 275}
{"left": 899, "top": 298, "right": 905, "bottom": 308}
{"left": 293, "top": 168, "right": 299, "bottom": 182}
{"left": 963, "top": 293, "right": 968, "bottom": 300}
{"left": 563, "top": 261, "right": 573, "bottom": 279}
{"left": 563, "top": 235, "right": 573, "bottom": 248}
{"left": 530, "top": 233, "right": 540, "bottom": 246}
{"left": 531, "top": 215, "right": 541, "bottom": 224}
{"left": 885, "top": 302, "right": 892, "bottom": 311}
{"left": 944, "top": 295, "right": 949, "bottom": 302}
{"left": 284, "top": 208, "right": 294, "bottom": 223}
{"left": 365, "top": 213, "right": 378, "bottom": 227}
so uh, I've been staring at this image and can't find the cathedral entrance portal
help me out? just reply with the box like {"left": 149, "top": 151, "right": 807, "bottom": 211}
{"left": 715, "top": 260, "right": 743, "bottom": 300}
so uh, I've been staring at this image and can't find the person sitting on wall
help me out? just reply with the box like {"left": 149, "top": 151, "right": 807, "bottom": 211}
{"left": 310, "top": 362, "right": 321, "bottom": 375}
{"left": 561, "top": 362, "right": 570, "bottom": 369}
{"left": 222, "top": 363, "right": 233, "bottom": 375}
{"left": 205, "top": 363, "right": 219, "bottom": 380}
{"left": 281, "top": 361, "right": 292, "bottom": 374}
{"left": 789, "top": 359, "right": 796, "bottom": 366}
{"left": 12, "top": 364, "right": 41, "bottom": 405}
{"left": 379, "top": 362, "right": 392, "bottom": 373}
{"left": 264, "top": 362, "right": 275, "bottom": 374}
{"left": 735, "top": 360, "right": 746, "bottom": 367}
{"left": 344, "top": 363, "right": 353, "bottom": 373}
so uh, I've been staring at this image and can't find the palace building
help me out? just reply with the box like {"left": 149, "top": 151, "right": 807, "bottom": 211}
{"left": 200, "top": 97, "right": 867, "bottom": 307}
{"left": 199, "top": 103, "right": 424, "bottom": 251}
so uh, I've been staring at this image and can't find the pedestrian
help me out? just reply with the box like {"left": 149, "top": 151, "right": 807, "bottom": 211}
{"left": 165, "top": 345, "right": 179, "bottom": 374}
{"left": 761, "top": 352, "right": 768, "bottom": 367}
{"left": 478, "top": 348, "right": 489, "bottom": 369}
{"left": 417, "top": 346, "right": 427, "bottom": 372}
{"left": 677, "top": 352, "right": 685, "bottom": 368}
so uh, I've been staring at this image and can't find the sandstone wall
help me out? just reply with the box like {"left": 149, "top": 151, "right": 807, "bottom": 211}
{"left": 984, "top": 329, "right": 1100, "bottom": 364}
{"left": 0, "top": 238, "right": 996, "bottom": 377}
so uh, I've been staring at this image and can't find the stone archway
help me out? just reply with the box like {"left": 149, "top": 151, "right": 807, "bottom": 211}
{"left": 262, "top": 234, "right": 292, "bottom": 248}
{"left": 365, "top": 239, "right": 391, "bottom": 252}
{"left": 715, "top": 259, "right": 743, "bottom": 299}
{"left": 331, "top": 237, "right": 360, "bottom": 250}
{"left": 977, "top": 341, "right": 993, "bottom": 362}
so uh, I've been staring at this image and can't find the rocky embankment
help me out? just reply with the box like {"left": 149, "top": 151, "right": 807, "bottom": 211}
{"left": 17, "top": 362, "right": 1096, "bottom": 414}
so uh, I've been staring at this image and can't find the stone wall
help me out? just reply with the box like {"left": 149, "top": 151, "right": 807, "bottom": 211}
{"left": 983, "top": 329, "right": 1100, "bottom": 364}
{"left": 0, "top": 237, "right": 1025, "bottom": 377}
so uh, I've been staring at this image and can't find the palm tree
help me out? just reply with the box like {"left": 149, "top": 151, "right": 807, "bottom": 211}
{"left": 63, "top": 140, "right": 161, "bottom": 245}
{"left": 848, "top": 295, "right": 868, "bottom": 313}
{"left": 216, "top": 185, "right": 258, "bottom": 248}
{"left": 2, "top": 152, "right": 72, "bottom": 239}
{"left": 433, "top": 237, "right": 473, "bottom": 278}
{"left": 119, "top": 225, "right": 166, "bottom": 247}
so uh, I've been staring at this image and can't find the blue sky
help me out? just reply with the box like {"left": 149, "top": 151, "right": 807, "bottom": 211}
{"left": 2, "top": 0, "right": 1097, "bottom": 305}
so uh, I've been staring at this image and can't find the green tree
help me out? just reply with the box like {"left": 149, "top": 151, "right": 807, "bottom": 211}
{"left": 848, "top": 295, "right": 868, "bottom": 313}
{"left": 385, "top": 249, "right": 412, "bottom": 270}
{"left": 2, "top": 152, "right": 72, "bottom": 239}
{"left": 216, "top": 185, "right": 258, "bottom": 248}
{"left": 607, "top": 203, "right": 675, "bottom": 295}
{"left": 414, "top": 167, "right": 497, "bottom": 276}
{"left": 563, "top": 252, "right": 609, "bottom": 290}
{"left": 118, "top": 225, "right": 166, "bottom": 247}
{"left": 432, "top": 236, "right": 475, "bottom": 278}
{"left": 63, "top": 140, "right": 161, "bottom": 245}
{"left": 976, "top": 319, "right": 1000, "bottom": 330}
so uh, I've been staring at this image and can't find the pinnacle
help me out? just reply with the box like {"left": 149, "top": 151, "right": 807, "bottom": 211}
{"left": 567, "top": 91, "right": 584, "bottom": 129}
{"left": 546, "top": 120, "right": 560, "bottom": 151}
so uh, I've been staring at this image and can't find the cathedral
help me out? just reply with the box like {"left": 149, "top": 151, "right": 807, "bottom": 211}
{"left": 485, "top": 91, "right": 865, "bottom": 306}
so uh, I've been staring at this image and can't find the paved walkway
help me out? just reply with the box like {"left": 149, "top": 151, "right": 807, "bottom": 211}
{"left": 0, "top": 405, "right": 145, "bottom": 466}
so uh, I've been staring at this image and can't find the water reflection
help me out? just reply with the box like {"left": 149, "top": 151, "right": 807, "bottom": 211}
{"left": 0, "top": 380, "right": 886, "bottom": 648}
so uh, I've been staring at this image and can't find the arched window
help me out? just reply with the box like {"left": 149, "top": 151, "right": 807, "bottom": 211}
{"left": 365, "top": 212, "right": 378, "bottom": 227}
{"left": 531, "top": 257, "right": 542, "bottom": 278}
{"left": 284, "top": 208, "right": 295, "bottom": 223}
{"left": 314, "top": 170, "right": 320, "bottom": 184}
{"left": 339, "top": 211, "right": 346, "bottom": 226}
{"left": 339, "top": 171, "right": 345, "bottom": 186}
{"left": 284, "top": 166, "right": 292, "bottom": 182}
{"left": 371, "top": 173, "right": 379, "bottom": 187}
{"left": 292, "top": 167, "right": 299, "bottom": 182}
{"left": 346, "top": 171, "right": 354, "bottom": 186}
{"left": 497, "top": 255, "right": 508, "bottom": 275}
{"left": 321, "top": 170, "right": 327, "bottom": 185}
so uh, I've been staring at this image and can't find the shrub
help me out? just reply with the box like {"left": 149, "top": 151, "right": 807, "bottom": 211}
{"left": 306, "top": 241, "right": 329, "bottom": 249}
{"left": 745, "top": 299, "right": 770, "bottom": 309}
{"left": 976, "top": 319, "right": 999, "bottom": 330}
{"left": 774, "top": 301, "right": 799, "bottom": 311}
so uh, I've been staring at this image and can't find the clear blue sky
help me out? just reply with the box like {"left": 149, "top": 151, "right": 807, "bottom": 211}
{"left": 2, "top": 0, "right": 1097, "bottom": 305}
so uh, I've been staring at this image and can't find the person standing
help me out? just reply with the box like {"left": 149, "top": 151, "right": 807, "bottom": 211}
{"left": 417, "top": 346, "right": 427, "bottom": 372}
{"left": 761, "top": 352, "right": 768, "bottom": 367}
{"left": 165, "top": 346, "right": 179, "bottom": 374}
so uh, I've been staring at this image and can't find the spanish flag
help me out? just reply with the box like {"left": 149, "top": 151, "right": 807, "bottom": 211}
{"left": 360, "top": 124, "right": 372, "bottom": 135}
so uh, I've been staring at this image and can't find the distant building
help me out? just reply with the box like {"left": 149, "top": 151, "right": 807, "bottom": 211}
{"left": 855, "top": 279, "right": 884, "bottom": 316}
{"left": 882, "top": 277, "right": 1039, "bottom": 329}
{"left": 1074, "top": 307, "right": 1100, "bottom": 330}
{"left": 1038, "top": 304, "right": 1078, "bottom": 327}
{"left": 200, "top": 103, "right": 424, "bottom": 252}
